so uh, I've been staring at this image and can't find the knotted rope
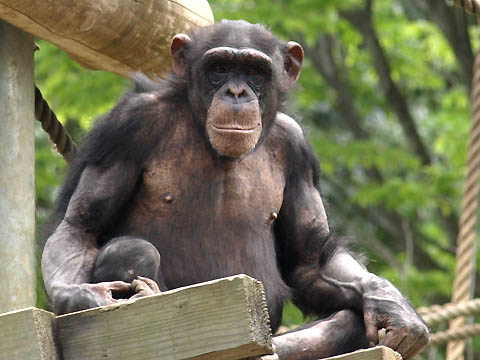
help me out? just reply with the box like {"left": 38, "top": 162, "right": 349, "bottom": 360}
{"left": 444, "top": 2, "right": 480, "bottom": 358}
{"left": 431, "top": 324, "right": 480, "bottom": 346}
{"left": 418, "top": 299, "right": 480, "bottom": 326}
{"left": 34, "top": 86, "right": 77, "bottom": 162}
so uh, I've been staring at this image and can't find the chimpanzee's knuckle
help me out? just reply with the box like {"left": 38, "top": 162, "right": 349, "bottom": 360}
{"left": 405, "top": 321, "right": 429, "bottom": 345}
{"left": 417, "top": 324, "right": 430, "bottom": 346}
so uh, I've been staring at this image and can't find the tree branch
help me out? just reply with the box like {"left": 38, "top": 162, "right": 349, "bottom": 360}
{"left": 302, "top": 34, "right": 370, "bottom": 141}
{"left": 412, "top": 0, "right": 474, "bottom": 91}
{"left": 323, "top": 175, "right": 447, "bottom": 271}
{"left": 340, "top": 1, "right": 432, "bottom": 166}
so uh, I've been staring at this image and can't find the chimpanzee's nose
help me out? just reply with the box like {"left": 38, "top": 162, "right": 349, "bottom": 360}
{"left": 226, "top": 85, "right": 246, "bottom": 100}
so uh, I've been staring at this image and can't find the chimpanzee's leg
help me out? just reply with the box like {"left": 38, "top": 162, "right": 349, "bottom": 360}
{"left": 91, "top": 236, "right": 168, "bottom": 298}
{"left": 273, "top": 310, "right": 369, "bottom": 360}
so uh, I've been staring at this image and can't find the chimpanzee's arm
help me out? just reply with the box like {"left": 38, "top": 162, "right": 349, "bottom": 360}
{"left": 42, "top": 162, "right": 139, "bottom": 314}
{"left": 274, "top": 117, "right": 429, "bottom": 359}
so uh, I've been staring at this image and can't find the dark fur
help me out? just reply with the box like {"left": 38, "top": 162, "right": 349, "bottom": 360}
{"left": 47, "top": 21, "right": 341, "bottom": 332}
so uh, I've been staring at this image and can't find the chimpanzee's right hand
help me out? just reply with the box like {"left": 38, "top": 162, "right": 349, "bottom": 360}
{"left": 51, "top": 281, "right": 131, "bottom": 315}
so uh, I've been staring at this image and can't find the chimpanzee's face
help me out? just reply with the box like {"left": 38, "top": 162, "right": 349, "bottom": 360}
{"left": 171, "top": 21, "right": 304, "bottom": 158}
{"left": 198, "top": 47, "right": 273, "bottom": 157}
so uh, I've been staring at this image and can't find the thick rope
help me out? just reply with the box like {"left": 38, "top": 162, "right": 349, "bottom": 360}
{"left": 34, "top": 86, "right": 77, "bottom": 163}
{"left": 417, "top": 299, "right": 480, "bottom": 326}
{"left": 443, "top": 36, "right": 480, "bottom": 359}
{"left": 455, "top": 0, "right": 480, "bottom": 15}
{"left": 430, "top": 324, "right": 480, "bottom": 346}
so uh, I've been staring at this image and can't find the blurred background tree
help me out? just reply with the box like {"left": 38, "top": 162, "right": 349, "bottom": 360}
{"left": 34, "top": 0, "right": 480, "bottom": 358}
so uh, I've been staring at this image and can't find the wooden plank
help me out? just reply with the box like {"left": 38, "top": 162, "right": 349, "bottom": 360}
{"left": 245, "top": 346, "right": 402, "bottom": 360}
{"left": 0, "top": 0, "right": 214, "bottom": 77}
{"left": 56, "top": 275, "right": 273, "bottom": 360}
{"left": 0, "top": 307, "right": 58, "bottom": 360}
{"left": 323, "top": 346, "right": 402, "bottom": 360}
{"left": 0, "top": 20, "right": 36, "bottom": 313}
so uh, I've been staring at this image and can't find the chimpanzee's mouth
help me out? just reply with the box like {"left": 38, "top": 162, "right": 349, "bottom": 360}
{"left": 212, "top": 125, "right": 260, "bottom": 133}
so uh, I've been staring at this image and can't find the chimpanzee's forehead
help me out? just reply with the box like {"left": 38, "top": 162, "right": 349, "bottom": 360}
{"left": 203, "top": 47, "right": 273, "bottom": 66}
{"left": 192, "top": 20, "right": 282, "bottom": 58}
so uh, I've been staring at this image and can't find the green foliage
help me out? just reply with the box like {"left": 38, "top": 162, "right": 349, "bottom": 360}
{"left": 35, "top": 40, "right": 128, "bottom": 129}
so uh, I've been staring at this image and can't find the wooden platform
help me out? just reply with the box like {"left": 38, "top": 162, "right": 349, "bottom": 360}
{"left": 0, "top": 274, "right": 401, "bottom": 360}
{"left": 325, "top": 347, "right": 402, "bottom": 360}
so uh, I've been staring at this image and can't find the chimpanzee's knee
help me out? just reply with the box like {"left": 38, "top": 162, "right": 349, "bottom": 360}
{"left": 91, "top": 236, "right": 167, "bottom": 291}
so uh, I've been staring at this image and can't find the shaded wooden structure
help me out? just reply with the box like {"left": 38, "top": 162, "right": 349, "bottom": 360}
{"left": 0, "top": 275, "right": 401, "bottom": 360}
{"left": 0, "top": 276, "right": 274, "bottom": 360}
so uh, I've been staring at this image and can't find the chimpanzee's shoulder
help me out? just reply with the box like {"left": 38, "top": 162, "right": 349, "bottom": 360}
{"left": 270, "top": 112, "right": 321, "bottom": 183}
{"left": 271, "top": 112, "right": 309, "bottom": 150}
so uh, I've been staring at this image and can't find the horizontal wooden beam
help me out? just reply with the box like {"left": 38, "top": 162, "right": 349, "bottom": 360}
{"left": 0, "top": 307, "right": 58, "bottom": 360}
{"left": 323, "top": 346, "right": 402, "bottom": 360}
{"left": 248, "top": 346, "right": 402, "bottom": 360}
{"left": 56, "top": 275, "right": 273, "bottom": 360}
{"left": 0, "top": 0, "right": 214, "bottom": 77}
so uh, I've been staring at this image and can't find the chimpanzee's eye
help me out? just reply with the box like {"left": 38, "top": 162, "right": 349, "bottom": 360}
{"left": 213, "top": 64, "right": 228, "bottom": 73}
{"left": 247, "top": 67, "right": 266, "bottom": 87}
{"left": 207, "top": 62, "right": 229, "bottom": 85}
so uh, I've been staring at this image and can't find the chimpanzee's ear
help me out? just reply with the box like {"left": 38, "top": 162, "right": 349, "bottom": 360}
{"left": 171, "top": 34, "right": 192, "bottom": 77}
{"left": 284, "top": 41, "right": 304, "bottom": 87}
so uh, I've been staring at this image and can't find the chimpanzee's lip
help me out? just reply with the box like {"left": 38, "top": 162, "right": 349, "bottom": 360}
{"left": 212, "top": 125, "right": 260, "bottom": 133}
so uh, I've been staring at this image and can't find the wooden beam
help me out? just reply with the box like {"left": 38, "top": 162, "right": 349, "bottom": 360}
{"left": 56, "top": 275, "right": 273, "bottom": 360}
{"left": 0, "top": 0, "right": 214, "bottom": 77}
{"left": 0, "top": 20, "right": 36, "bottom": 313}
{"left": 248, "top": 346, "right": 402, "bottom": 360}
{"left": 0, "top": 307, "right": 58, "bottom": 360}
{"left": 322, "top": 346, "right": 402, "bottom": 360}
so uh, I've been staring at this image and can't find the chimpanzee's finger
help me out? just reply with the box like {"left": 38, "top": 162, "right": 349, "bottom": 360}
{"left": 396, "top": 330, "right": 429, "bottom": 360}
{"left": 137, "top": 276, "right": 161, "bottom": 293}
{"left": 130, "top": 278, "right": 156, "bottom": 300}
{"left": 104, "top": 281, "right": 132, "bottom": 291}
{"left": 380, "top": 329, "right": 408, "bottom": 352}
{"left": 363, "top": 312, "right": 379, "bottom": 347}
{"left": 131, "top": 278, "right": 153, "bottom": 294}
{"left": 402, "top": 343, "right": 427, "bottom": 360}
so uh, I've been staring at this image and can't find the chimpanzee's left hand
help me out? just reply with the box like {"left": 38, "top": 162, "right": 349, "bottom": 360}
{"left": 361, "top": 275, "right": 430, "bottom": 359}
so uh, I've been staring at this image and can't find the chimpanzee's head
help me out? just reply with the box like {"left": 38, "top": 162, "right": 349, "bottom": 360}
{"left": 170, "top": 20, "right": 303, "bottom": 158}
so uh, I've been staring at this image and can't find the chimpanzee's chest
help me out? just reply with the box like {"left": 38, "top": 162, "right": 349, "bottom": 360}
{"left": 123, "top": 130, "right": 286, "bottom": 243}
{"left": 117, "top": 125, "right": 287, "bottom": 291}
{"left": 138, "top": 149, "right": 284, "bottom": 225}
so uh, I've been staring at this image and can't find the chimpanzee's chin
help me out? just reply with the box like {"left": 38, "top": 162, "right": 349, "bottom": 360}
{"left": 207, "top": 127, "right": 261, "bottom": 158}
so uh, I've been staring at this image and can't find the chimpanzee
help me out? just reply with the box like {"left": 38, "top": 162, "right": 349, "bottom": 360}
{"left": 42, "top": 20, "right": 429, "bottom": 359}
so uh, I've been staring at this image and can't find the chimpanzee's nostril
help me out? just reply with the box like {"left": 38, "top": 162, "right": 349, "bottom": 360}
{"left": 227, "top": 86, "right": 245, "bottom": 99}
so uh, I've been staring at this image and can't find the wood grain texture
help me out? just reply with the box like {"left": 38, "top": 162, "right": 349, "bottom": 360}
{"left": 0, "top": 307, "right": 58, "bottom": 360}
{"left": 56, "top": 275, "right": 273, "bottom": 360}
{"left": 245, "top": 346, "right": 402, "bottom": 360}
{"left": 0, "top": 0, "right": 214, "bottom": 77}
{"left": 323, "top": 346, "right": 402, "bottom": 360}
{"left": 0, "top": 20, "right": 36, "bottom": 313}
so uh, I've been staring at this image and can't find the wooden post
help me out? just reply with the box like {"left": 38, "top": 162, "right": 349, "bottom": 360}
{"left": 0, "top": 307, "right": 58, "bottom": 360}
{"left": 0, "top": 20, "right": 36, "bottom": 312}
